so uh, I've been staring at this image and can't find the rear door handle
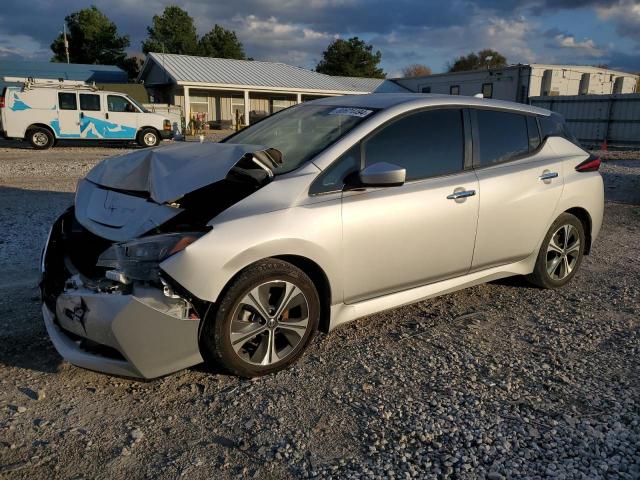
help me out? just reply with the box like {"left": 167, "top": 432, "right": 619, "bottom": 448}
{"left": 447, "top": 189, "right": 476, "bottom": 200}
{"left": 539, "top": 172, "right": 558, "bottom": 181}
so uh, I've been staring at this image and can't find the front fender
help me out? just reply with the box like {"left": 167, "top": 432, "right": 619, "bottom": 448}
{"left": 160, "top": 203, "right": 343, "bottom": 305}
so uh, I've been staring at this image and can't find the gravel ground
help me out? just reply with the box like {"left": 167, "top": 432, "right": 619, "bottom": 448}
{"left": 0, "top": 142, "right": 639, "bottom": 479}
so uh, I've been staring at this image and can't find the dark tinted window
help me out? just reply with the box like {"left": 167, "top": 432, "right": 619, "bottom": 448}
{"left": 58, "top": 92, "right": 77, "bottom": 110}
{"left": 476, "top": 110, "right": 529, "bottom": 166}
{"left": 364, "top": 109, "right": 464, "bottom": 181}
{"left": 526, "top": 115, "right": 541, "bottom": 151}
{"left": 310, "top": 144, "right": 360, "bottom": 194}
{"left": 421, "top": 86, "right": 431, "bottom": 93}
{"left": 80, "top": 94, "right": 100, "bottom": 111}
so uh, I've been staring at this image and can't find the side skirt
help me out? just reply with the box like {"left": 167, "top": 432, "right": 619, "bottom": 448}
{"left": 328, "top": 250, "right": 537, "bottom": 331}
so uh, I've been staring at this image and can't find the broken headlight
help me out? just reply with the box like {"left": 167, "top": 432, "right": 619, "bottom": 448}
{"left": 97, "top": 232, "right": 203, "bottom": 282}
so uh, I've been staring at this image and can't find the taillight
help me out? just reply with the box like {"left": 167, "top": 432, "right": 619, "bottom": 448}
{"left": 0, "top": 87, "right": 5, "bottom": 108}
{"left": 575, "top": 155, "right": 601, "bottom": 172}
{"left": 163, "top": 119, "right": 171, "bottom": 131}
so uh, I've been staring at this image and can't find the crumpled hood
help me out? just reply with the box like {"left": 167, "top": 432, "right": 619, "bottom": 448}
{"left": 75, "top": 142, "right": 282, "bottom": 242}
{"left": 85, "top": 142, "right": 280, "bottom": 204}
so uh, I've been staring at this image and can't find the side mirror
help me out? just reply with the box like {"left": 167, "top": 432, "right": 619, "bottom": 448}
{"left": 358, "top": 162, "right": 406, "bottom": 187}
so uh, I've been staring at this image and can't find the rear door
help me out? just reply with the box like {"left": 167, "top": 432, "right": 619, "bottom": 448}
{"left": 103, "top": 94, "right": 138, "bottom": 139}
{"left": 56, "top": 92, "right": 80, "bottom": 137}
{"left": 341, "top": 108, "right": 479, "bottom": 303}
{"left": 470, "top": 109, "right": 564, "bottom": 270}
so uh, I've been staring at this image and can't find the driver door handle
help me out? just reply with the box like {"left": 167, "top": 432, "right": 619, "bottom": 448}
{"left": 447, "top": 189, "right": 476, "bottom": 200}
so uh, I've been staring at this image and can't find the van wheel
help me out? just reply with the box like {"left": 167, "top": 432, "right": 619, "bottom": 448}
{"left": 27, "top": 127, "right": 54, "bottom": 150}
{"left": 137, "top": 128, "right": 160, "bottom": 147}
{"left": 526, "top": 213, "right": 585, "bottom": 289}
{"left": 201, "top": 259, "right": 320, "bottom": 378}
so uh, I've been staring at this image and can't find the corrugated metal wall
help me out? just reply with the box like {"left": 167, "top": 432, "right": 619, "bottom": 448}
{"left": 531, "top": 94, "right": 640, "bottom": 149}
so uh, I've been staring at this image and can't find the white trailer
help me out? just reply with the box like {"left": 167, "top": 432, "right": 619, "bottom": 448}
{"left": 0, "top": 77, "right": 174, "bottom": 149}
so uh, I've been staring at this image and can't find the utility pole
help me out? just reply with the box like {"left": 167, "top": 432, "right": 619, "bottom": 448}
{"left": 63, "top": 24, "right": 70, "bottom": 64}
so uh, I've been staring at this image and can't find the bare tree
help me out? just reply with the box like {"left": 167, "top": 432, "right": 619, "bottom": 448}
{"left": 401, "top": 64, "right": 432, "bottom": 77}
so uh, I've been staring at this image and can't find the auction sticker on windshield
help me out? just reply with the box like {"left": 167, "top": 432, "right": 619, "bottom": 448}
{"left": 328, "top": 107, "right": 373, "bottom": 118}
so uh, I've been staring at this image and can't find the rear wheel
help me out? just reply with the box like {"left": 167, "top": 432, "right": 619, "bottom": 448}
{"left": 27, "top": 127, "right": 54, "bottom": 150}
{"left": 137, "top": 128, "right": 160, "bottom": 147}
{"left": 201, "top": 259, "right": 320, "bottom": 377}
{"left": 527, "top": 213, "right": 585, "bottom": 289}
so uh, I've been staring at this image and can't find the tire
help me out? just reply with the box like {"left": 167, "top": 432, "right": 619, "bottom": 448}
{"left": 137, "top": 128, "right": 160, "bottom": 147}
{"left": 26, "top": 127, "right": 54, "bottom": 150}
{"left": 526, "top": 213, "right": 586, "bottom": 289}
{"left": 201, "top": 259, "right": 320, "bottom": 377}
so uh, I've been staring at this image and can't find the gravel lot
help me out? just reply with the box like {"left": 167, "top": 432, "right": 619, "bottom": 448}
{"left": 0, "top": 141, "right": 639, "bottom": 479}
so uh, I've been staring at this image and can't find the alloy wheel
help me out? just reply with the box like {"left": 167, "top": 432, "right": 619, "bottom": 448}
{"left": 230, "top": 280, "right": 310, "bottom": 366}
{"left": 546, "top": 224, "right": 581, "bottom": 280}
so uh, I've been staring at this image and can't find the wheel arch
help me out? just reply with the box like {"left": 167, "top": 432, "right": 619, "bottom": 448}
{"left": 26, "top": 123, "right": 56, "bottom": 138}
{"left": 138, "top": 126, "right": 160, "bottom": 136}
{"left": 564, "top": 207, "right": 592, "bottom": 254}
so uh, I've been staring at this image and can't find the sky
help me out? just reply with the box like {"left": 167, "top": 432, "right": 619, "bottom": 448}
{"left": 0, "top": 0, "right": 638, "bottom": 76}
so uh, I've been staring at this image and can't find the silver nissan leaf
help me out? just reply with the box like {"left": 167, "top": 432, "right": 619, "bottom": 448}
{"left": 41, "top": 94, "right": 604, "bottom": 378}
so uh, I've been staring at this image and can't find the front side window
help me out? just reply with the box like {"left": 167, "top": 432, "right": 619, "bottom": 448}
{"left": 225, "top": 105, "right": 374, "bottom": 175}
{"left": 79, "top": 94, "right": 100, "bottom": 111}
{"left": 475, "top": 109, "right": 529, "bottom": 166}
{"left": 107, "top": 95, "right": 137, "bottom": 113}
{"left": 58, "top": 92, "right": 77, "bottom": 110}
{"left": 310, "top": 144, "right": 360, "bottom": 195}
{"left": 364, "top": 108, "right": 464, "bottom": 181}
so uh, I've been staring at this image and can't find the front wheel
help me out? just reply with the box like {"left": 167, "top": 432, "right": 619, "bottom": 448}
{"left": 137, "top": 128, "right": 160, "bottom": 147}
{"left": 527, "top": 213, "right": 585, "bottom": 289}
{"left": 201, "top": 259, "right": 320, "bottom": 377}
{"left": 27, "top": 127, "right": 54, "bottom": 150}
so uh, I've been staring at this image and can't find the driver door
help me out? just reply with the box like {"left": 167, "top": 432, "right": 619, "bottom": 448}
{"left": 341, "top": 108, "right": 479, "bottom": 303}
{"left": 103, "top": 94, "right": 138, "bottom": 139}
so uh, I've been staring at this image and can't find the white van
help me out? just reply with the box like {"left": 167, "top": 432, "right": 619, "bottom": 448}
{"left": 0, "top": 78, "right": 174, "bottom": 149}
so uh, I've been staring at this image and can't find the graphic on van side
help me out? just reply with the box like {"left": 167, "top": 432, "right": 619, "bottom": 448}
{"left": 10, "top": 93, "right": 31, "bottom": 111}
{"left": 50, "top": 116, "right": 137, "bottom": 139}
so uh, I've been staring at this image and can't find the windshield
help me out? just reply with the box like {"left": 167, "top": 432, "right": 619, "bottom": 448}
{"left": 225, "top": 105, "right": 375, "bottom": 174}
{"left": 127, "top": 96, "right": 149, "bottom": 113}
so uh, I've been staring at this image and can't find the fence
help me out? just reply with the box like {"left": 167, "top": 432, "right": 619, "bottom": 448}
{"left": 530, "top": 94, "right": 640, "bottom": 149}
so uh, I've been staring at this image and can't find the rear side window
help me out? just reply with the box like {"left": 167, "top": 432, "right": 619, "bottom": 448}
{"left": 364, "top": 108, "right": 464, "bottom": 181}
{"left": 538, "top": 113, "right": 580, "bottom": 146}
{"left": 79, "top": 94, "right": 101, "bottom": 111}
{"left": 475, "top": 110, "right": 529, "bottom": 166}
{"left": 58, "top": 92, "right": 77, "bottom": 110}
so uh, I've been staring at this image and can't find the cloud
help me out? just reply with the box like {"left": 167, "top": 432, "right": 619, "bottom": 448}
{"left": 596, "top": 0, "right": 640, "bottom": 41}
{"left": 553, "top": 34, "right": 605, "bottom": 56}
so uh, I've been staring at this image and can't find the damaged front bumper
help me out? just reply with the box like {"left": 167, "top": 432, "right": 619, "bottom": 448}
{"left": 41, "top": 211, "right": 204, "bottom": 379}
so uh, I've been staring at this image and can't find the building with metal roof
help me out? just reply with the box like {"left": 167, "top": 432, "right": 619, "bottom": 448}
{"left": 138, "top": 52, "right": 407, "bottom": 128}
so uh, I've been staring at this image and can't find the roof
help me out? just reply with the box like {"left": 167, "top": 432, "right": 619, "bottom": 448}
{"left": 307, "top": 92, "right": 552, "bottom": 115}
{"left": 139, "top": 53, "right": 407, "bottom": 94}
{"left": 0, "top": 60, "right": 128, "bottom": 83}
